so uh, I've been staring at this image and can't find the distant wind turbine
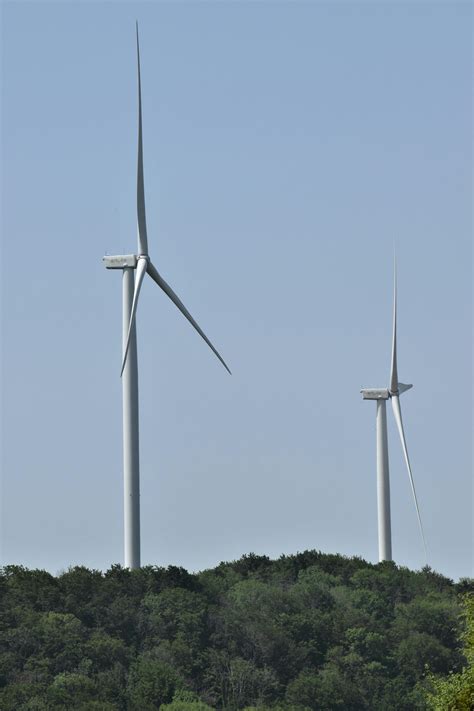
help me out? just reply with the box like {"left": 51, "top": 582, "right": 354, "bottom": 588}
{"left": 361, "top": 263, "right": 426, "bottom": 563}
{"left": 103, "top": 24, "right": 230, "bottom": 570}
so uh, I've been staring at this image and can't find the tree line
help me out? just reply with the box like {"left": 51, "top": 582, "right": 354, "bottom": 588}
{"left": 0, "top": 550, "right": 472, "bottom": 710}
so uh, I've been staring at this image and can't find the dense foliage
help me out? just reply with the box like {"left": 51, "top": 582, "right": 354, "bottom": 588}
{"left": 0, "top": 551, "right": 472, "bottom": 710}
{"left": 424, "top": 593, "right": 474, "bottom": 710}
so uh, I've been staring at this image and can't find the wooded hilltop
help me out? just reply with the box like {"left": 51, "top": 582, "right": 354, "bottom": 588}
{"left": 1, "top": 551, "right": 472, "bottom": 710}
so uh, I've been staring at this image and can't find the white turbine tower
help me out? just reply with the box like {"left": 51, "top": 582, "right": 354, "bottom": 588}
{"left": 361, "top": 264, "right": 426, "bottom": 563}
{"left": 103, "top": 25, "right": 230, "bottom": 570}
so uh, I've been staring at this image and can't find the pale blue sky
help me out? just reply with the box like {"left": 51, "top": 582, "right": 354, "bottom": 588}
{"left": 1, "top": 1, "right": 472, "bottom": 580}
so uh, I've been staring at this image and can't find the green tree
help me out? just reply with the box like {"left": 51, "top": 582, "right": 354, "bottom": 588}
{"left": 204, "top": 651, "right": 278, "bottom": 709}
{"left": 393, "top": 593, "right": 461, "bottom": 649}
{"left": 215, "top": 579, "right": 302, "bottom": 683}
{"left": 285, "top": 669, "right": 322, "bottom": 709}
{"left": 82, "top": 631, "right": 129, "bottom": 673}
{"left": 38, "top": 612, "right": 86, "bottom": 674}
{"left": 160, "top": 689, "right": 214, "bottom": 710}
{"left": 45, "top": 671, "right": 98, "bottom": 708}
{"left": 395, "top": 632, "right": 452, "bottom": 682}
{"left": 139, "top": 587, "right": 208, "bottom": 679}
{"left": 126, "top": 655, "right": 181, "bottom": 711}
{"left": 424, "top": 594, "right": 474, "bottom": 710}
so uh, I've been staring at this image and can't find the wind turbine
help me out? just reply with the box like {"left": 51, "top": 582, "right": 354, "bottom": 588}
{"left": 103, "top": 25, "right": 230, "bottom": 570}
{"left": 360, "top": 264, "right": 426, "bottom": 563}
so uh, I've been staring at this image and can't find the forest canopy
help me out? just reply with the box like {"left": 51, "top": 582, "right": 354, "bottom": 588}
{"left": 0, "top": 551, "right": 472, "bottom": 710}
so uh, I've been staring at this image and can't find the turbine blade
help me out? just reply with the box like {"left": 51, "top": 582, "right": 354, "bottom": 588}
{"left": 390, "top": 258, "right": 398, "bottom": 393}
{"left": 147, "top": 261, "right": 231, "bottom": 374}
{"left": 121, "top": 257, "right": 148, "bottom": 376}
{"left": 391, "top": 394, "right": 428, "bottom": 560}
{"left": 136, "top": 23, "right": 148, "bottom": 256}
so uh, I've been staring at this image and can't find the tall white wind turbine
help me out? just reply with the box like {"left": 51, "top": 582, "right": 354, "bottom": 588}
{"left": 361, "top": 264, "right": 426, "bottom": 563}
{"left": 103, "top": 25, "right": 230, "bottom": 570}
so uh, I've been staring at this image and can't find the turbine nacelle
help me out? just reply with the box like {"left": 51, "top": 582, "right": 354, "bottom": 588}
{"left": 361, "top": 389, "right": 390, "bottom": 400}
{"left": 361, "top": 383, "right": 413, "bottom": 400}
{"left": 103, "top": 255, "right": 138, "bottom": 269}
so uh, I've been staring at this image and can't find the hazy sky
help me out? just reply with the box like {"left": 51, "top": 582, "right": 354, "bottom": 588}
{"left": 1, "top": 1, "right": 472, "bottom": 581}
